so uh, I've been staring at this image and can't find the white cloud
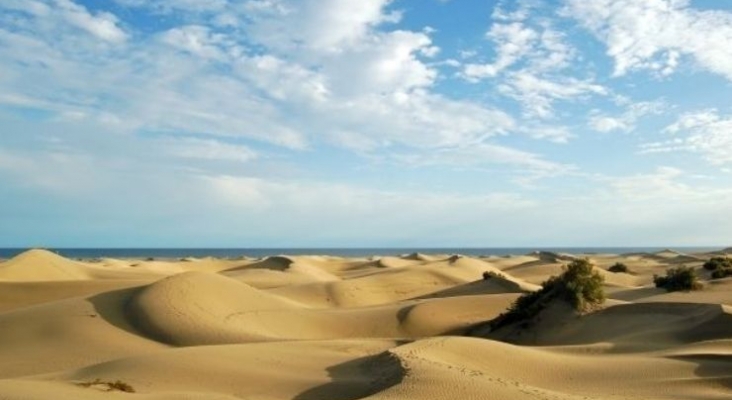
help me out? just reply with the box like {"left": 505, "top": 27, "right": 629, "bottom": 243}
{"left": 321, "top": 91, "right": 515, "bottom": 149}
{"left": 588, "top": 100, "right": 666, "bottom": 133}
{"left": 603, "top": 166, "right": 691, "bottom": 200}
{"left": 462, "top": 8, "right": 604, "bottom": 119}
{"left": 564, "top": 0, "right": 732, "bottom": 80}
{"left": 463, "top": 22, "right": 538, "bottom": 81}
{"left": 57, "top": 0, "right": 128, "bottom": 43}
{"left": 162, "top": 137, "right": 258, "bottom": 163}
{"left": 0, "top": 0, "right": 550, "bottom": 180}
{"left": 317, "top": 30, "right": 437, "bottom": 97}
{"left": 499, "top": 72, "right": 607, "bottom": 118}
{"left": 242, "top": 0, "right": 400, "bottom": 53}
{"left": 640, "top": 109, "right": 732, "bottom": 164}
{"left": 114, "top": 0, "right": 227, "bottom": 14}
{"left": 1, "top": 0, "right": 51, "bottom": 16}
{"left": 589, "top": 116, "right": 628, "bottom": 133}
{"left": 159, "top": 25, "right": 229, "bottom": 60}
{"left": 518, "top": 125, "right": 574, "bottom": 143}
{"left": 390, "top": 143, "right": 574, "bottom": 183}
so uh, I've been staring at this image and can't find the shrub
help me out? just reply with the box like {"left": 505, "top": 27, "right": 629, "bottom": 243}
{"left": 703, "top": 256, "right": 732, "bottom": 271}
{"left": 702, "top": 256, "right": 732, "bottom": 280}
{"left": 608, "top": 262, "right": 629, "bottom": 273}
{"left": 490, "top": 258, "right": 604, "bottom": 330}
{"left": 482, "top": 271, "right": 502, "bottom": 280}
{"left": 711, "top": 268, "right": 732, "bottom": 280}
{"left": 653, "top": 266, "right": 702, "bottom": 292}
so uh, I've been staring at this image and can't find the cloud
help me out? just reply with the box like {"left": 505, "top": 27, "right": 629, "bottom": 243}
{"left": 640, "top": 109, "right": 732, "bottom": 164}
{"left": 518, "top": 125, "right": 574, "bottom": 143}
{"left": 499, "top": 72, "right": 607, "bottom": 118}
{"left": 588, "top": 100, "right": 666, "bottom": 133}
{"left": 389, "top": 143, "right": 575, "bottom": 187}
{"left": 1, "top": 0, "right": 527, "bottom": 157}
{"left": 159, "top": 25, "right": 230, "bottom": 60}
{"left": 461, "top": 5, "right": 605, "bottom": 119}
{"left": 58, "top": 0, "right": 128, "bottom": 43}
{"left": 463, "top": 22, "right": 538, "bottom": 80}
{"left": 602, "top": 166, "right": 691, "bottom": 200}
{"left": 162, "top": 137, "right": 258, "bottom": 163}
{"left": 564, "top": 0, "right": 732, "bottom": 80}
{"left": 113, "top": 0, "right": 227, "bottom": 14}
{"left": 241, "top": 0, "right": 401, "bottom": 53}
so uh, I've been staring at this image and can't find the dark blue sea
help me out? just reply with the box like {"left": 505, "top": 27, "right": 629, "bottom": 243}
{"left": 0, "top": 247, "right": 723, "bottom": 259}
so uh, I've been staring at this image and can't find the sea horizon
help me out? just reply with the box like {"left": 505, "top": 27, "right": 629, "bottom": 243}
{"left": 0, "top": 246, "right": 726, "bottom": 260}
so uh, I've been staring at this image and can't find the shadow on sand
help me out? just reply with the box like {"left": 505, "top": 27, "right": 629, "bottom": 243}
{"left": 294, "top": 351, "right": 406, "bottom": 400}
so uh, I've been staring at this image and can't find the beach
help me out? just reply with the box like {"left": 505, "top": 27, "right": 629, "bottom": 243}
{"left": 1, "top": 248, "right": 731, "bottom": 399}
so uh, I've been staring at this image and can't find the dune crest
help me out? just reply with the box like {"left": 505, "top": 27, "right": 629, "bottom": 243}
{"left": 0, "top": 249, "right": 91, "bottom": 281}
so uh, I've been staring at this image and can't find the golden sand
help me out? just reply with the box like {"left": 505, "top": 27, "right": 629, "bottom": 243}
{"left": 0, "top": 248, "right": 731, "bottom": 399}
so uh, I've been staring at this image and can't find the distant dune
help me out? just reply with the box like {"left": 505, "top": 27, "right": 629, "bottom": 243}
{"left": 1, "top": 248, "right": 731, "bottom": 399}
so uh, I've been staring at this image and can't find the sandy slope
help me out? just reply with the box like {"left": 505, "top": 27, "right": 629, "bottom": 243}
{"left": 0, "top": 248, "right": 731, "bottom": 399}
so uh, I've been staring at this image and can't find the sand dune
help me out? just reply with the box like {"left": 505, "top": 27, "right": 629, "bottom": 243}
{"left": 127, "top": 271, "right": 511, "bottom": 345}
{"left": 221, "top": 255, "right": 341, "bottom": 289}
{"left": 0, "top": 249, "right": 94, "bottom": 281}
{"left": 2, "top": 248, "right": 732, "bottom": 399}
{"left": 267, "top": 256, "right": 494, "bottom": 308}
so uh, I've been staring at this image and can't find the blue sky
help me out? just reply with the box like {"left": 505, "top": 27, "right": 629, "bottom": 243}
{"left": 1, "top": 0, "right": 731, "bottom": 247}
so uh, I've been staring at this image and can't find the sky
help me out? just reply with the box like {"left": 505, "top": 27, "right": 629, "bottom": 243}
{"left": 1, "top": 0, "right": 731, "bottom": 248}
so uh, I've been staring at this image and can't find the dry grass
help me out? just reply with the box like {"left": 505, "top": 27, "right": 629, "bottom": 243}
{"left": 76, "top": 378, "right": 135, "bottom": 393}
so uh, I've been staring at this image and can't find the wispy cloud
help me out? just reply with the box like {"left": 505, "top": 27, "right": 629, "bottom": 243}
{"left": 640, "top": 109, "right": 732, "bottom": 164}
{"left": 460, "top": 2, "right": 606, "bottom": 120}
{"left": 564, "top": 0, "right": 732, "bottom": 80}
{"left": 588, "top": 100, "right": 667, "bottom": 133}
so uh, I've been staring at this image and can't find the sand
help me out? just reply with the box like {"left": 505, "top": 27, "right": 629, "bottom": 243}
{"left": 0, "top": 248, "right": 731, "bottom": 399}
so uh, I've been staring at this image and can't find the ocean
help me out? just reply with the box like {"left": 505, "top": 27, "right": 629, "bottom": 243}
{"left": 0, "top": 247, "right": 723, "bottom": 259}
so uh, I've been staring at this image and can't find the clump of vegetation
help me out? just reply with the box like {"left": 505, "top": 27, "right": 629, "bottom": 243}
{"left": 703, "top": 256, "right": 732, "bottom": 270}
{"left": 490, "top": 258, "right": 604, "bottom": 331}
{"left": 77, "top": 378, "right": 135, "bottom": 393}
{"left": 482, "top": 271, "right": 502, "bottom": 280}
{"left": 608, "top": 262, "right": 629, "bottom": 273}
{"left": 703, "top": 256, "right": 732, "bottom": 280}
{"left": 653, "top": 266, "right": 703, "bottom": 292}
{"left": 711, "top": 267, "right": 732, "bottom": 279}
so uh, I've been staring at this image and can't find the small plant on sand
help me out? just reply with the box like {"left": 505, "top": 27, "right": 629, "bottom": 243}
{"left": 482, "top": 271, "right": 502, "bottom": 280}
{"left": 490, "top": 258, "right": 604, "bottom": 330}
{"left": 653, "top": 266, "right": 703, "bottom": 292}
{"left": 608, "top": 262, "right": 629, "bottom": 273}
{"left": 77, "top": 378, "right": 135, "bottom": 393}
{"left": 703, "top": 257, "right": 732, "bottom": 280}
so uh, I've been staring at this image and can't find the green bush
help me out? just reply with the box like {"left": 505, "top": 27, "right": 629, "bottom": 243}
{"left": 490, "top": 259, "right": 604, "bottom": 330}
{"left": 703, "top": 256, "right": 732, "bottom": 271}
{"left": 482, "top": 271, "right": 502, "bottom": 280}
{"left": 653, "top": 266, "right": 702, "bottom": 292}
{"left": 608, "top": 262, "right": 629, "bottom": 273}
{"left": 711, "top": 268, "right": 732, "bottom": 279}
{"left": 702, "top": 257, "right": 732, "bottom": 280}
